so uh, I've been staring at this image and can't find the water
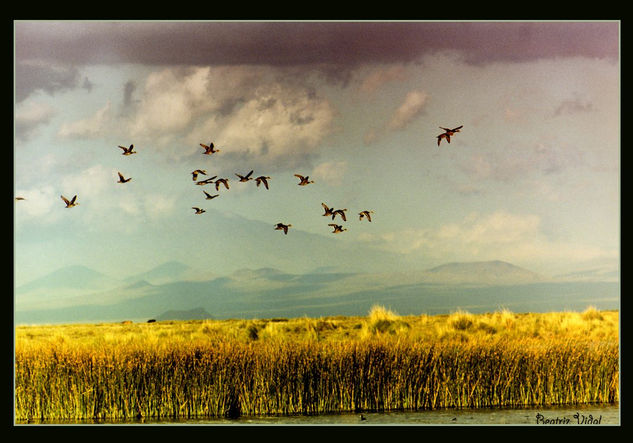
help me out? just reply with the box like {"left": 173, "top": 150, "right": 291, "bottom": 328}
{"left": 19, "top": 403, "right": 619, "bottom": 426}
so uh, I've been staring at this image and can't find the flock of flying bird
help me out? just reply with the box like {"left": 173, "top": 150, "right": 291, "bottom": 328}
{"left": 17, "top": 126, "right": 463, "bottom": 237}
{"left": 187, "top": 142, "right": 375, "bottom": 235}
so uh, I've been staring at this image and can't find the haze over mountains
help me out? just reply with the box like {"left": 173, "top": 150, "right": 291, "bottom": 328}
{"left": 14, "top": 259, "right": 619, "bottom": 325}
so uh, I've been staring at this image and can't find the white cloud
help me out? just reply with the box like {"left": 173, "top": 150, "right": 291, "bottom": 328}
{"left": 213, "top": 82, "right": 336, "bottom": 167}
{"left": 15, "top": 101, "right": 56, "bottom": 142}
{"left": 128, "top": 67, "right": 215, "bottom": 139}
{"left": 58, "top": 101, "right": 112, "bottom": 138}
{"left": 387, "top": 90, "right": 428, "bottom": 131}
{"left": 311, "top": 161, "right": 348, "bottom": 186}
{"left": 13, "top": 185, "right": 57, "bottom": 219}
{"left": 59, "top": 164, "right": 111, "bottom": 200}
{"left": 364, "top": 89, "right": 428, "bottom": 144}
{"left": 359, "top": 65, "right": 408, "bottom": 94}
{"left": 362, "top": 210, "right": 617, "bottom": 273}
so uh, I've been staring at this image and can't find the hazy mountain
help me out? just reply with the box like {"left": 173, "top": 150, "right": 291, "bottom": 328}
{"left": 15, "top": 265, "right": 121, "bottom": 310}
{"left": 15, "top": 265, "right": 119, "bottom": 294}
{"left": 123, "top": 261, "right": 197, "bottom": 285}
{"left": 14, "top": 260, "right": 620, "bottom": 325}
{"left": 155, "top": 307, "right": 213, "bottom": 321}
{"left": 421, "top": 260, "right": 544, "bottom": 285}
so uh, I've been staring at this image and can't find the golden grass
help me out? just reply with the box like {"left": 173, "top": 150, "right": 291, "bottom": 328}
{"left": 14, "top": 306, "right": 619, "bottom": 421}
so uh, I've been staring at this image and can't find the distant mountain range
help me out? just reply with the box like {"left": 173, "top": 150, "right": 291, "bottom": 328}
{"left": 14, "top": 260, "right": 620, "bottom": 325}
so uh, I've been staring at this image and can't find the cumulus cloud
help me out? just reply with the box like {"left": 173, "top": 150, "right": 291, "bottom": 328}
{"left": 13, "top": 185, "right": 58, "bottom": 219}
{"left": 75, "top": 65, "right": 336, "bottom": 169}
{"left": 312, "top": 161, "right": 348, "bottom": 186}
{"left": 128, "top": 67, "right": 215, "bottom": 138}
{"left": 364, "top": 89, "right": 428, "bottom": 145}
{"left": 214, "top": 82, "right": 335, "bottom": 169}
{"left": 358, "top": 65, "right": 408, "bottom": 94}
{"left": 362, "top": 210, "right": 617, "bottom": 270}
{"left": 58, "top": 101, "right": 113, "bottom": 138}
{"left": 15, "top": 101, "right": 56, "bottom": 142}
{"left": 387, "top": 90, "right": 428, "bottom": 131}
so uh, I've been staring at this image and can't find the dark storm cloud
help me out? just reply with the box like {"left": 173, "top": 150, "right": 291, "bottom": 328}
{"left": 15, "top": 21, "right": 618, "bottom": 102}
{"left": 15, "top": 21, "right": 619, "bottom": 67}
{"left": 14, "top": 62, "right": 83, "bottom": 102}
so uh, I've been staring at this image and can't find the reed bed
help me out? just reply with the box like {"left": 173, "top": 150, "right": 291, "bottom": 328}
{"left": 15, "top": 308, "right": 619, "bottom": 421}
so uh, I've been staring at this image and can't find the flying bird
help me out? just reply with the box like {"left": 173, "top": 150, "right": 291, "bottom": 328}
{"left": 328, "top": 223, "right": 347, "bottom": 234}
{"left": 255, "top": 176, "right": 271, "bottom": 189}
{"left": 294, "top": 174, "right": 315, "bottom": 186}
{"left": 191, "top": 169, "right": 207, "bottom": 181}
{"left": 321, "top": 203, "right": 335, "bottom": 217}
{"left": 195, "top": 176, "right": 217, "bottom": 186}
{"left": 436, "top": 125, "right": 463, "bottom": 146}
{"left": 332, "top": 208, "right": 348, "bottom": 222}
{"left": 436, "top": 132, "right": 451, "bottom": 146}
{"left": 359, "top": 210, "right": 374, "bottom": 222}
{"left": 203, "top": 190, "right": 219, "bottom": 200}
{"left": 200, "top": 142, "right": 220, "bottom": 155}
{"left": 440, "top": 125, "right": 463, "bottom": 135}
{"left": 235, "top": 170, "right": 254, "bottom": 182}
{"left": 15, "top": 197, "right": 25, "bottom": 201}
{"left": 274, "top": 223, "right": 292, "bottom": 235}
{"left": 215, "top": 178, "right": 230, "bottom": 191}
{"left": 117, "top": 172, "right": 132, "bottom": 183}
{"left": 118, "top": 144, "right": 137, "bottom": 155}
{"left": 192, "top": 207, "right": 206, "bottom": 214}
{"left": 61, "top": 195, "right": 79, "bottom": 208}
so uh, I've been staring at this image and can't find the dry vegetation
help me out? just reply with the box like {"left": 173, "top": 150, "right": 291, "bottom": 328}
{"left": 14, "top": 306, "right": 619, "bottom": 422}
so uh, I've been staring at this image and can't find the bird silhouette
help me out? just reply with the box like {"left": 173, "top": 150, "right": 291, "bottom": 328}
{"left": 203, "top": 190, "right": 219, "bottom": 200}
{"left": 15, "top": 197, "right": 26, "bottom": 201}
{"left": 191, "top": 169, "right": 207, "bottom": 181}
{"left": 328, "top": 223, "right": 347, "bottom": 234}
{"left": 117, "top": 172, "right": 132, "bottom": 183}
{"left": 192, "top": 207, "right": 206, "bottom": 214}
{"left": 255, "top": 176, "right": 271, "bottom": 189}
{"left": 61, "top": 195, "right": 79, "bottom": 208}
{"left": 274, "top": 223, "right": 292, "bottom": 235}
{"left": 321, "top": 203, "right": 335, "bottom": 217}
{"left": 195, "top": 176, "right": 217, "bottom": 186}
{"left": 440, "top": 125, "right": 463, "bottom": 135}
{"left": 235, "top": 170, "right": 254, "bottom": 182}
{"left": 359, "top": 210, "right": 374, "bottom": 222}
{"left": 200, "top": 142, "right": 219, "bottom": 155}
{"left": 215, "top": 178, "right": 230, "bottom": 191}
{"left": 437, "top": 132, "right": 451, "bottom": 146}
{"left": 294, "top": 174, "right": 315, "bottom": 186}
{"left": 332, "top": 208, "right": 348, "bottom": 222}
{"left": 118, "top": 144, "right": 136, "bottom": 155}
{"left": 437, "top": 125, "right": 463, "bottom": 146}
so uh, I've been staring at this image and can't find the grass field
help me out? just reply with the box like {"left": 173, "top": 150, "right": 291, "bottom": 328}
{"left": 14, "top": 306, "right": 619, "bottom": 422}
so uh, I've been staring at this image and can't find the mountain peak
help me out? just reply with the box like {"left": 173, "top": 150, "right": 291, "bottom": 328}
{"left": 124, "top": 261, "right": 193, "bottom": 285}
{"left": 424, "top": 260, "right": 543, "bottom": 284}
{"left": 16, "top": 265, "right": 118, "bottom": 294}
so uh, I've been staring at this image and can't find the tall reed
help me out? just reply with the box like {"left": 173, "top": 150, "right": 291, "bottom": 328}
{"left": 15, "top": 334, "right": 619, "bottom": 421}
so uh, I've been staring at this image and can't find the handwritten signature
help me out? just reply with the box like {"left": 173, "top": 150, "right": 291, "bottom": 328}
{"left": 536, "top": 412, "right": 602, "bottom": 425}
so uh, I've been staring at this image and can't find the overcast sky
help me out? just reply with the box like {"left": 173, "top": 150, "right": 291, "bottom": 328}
{"left": 14, "top": 21, "right": 620, "bottom": 286}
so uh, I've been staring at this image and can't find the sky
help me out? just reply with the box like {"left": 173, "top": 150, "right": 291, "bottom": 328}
{"left": 13, "top": 21, "right": 620, "bottom": 287}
